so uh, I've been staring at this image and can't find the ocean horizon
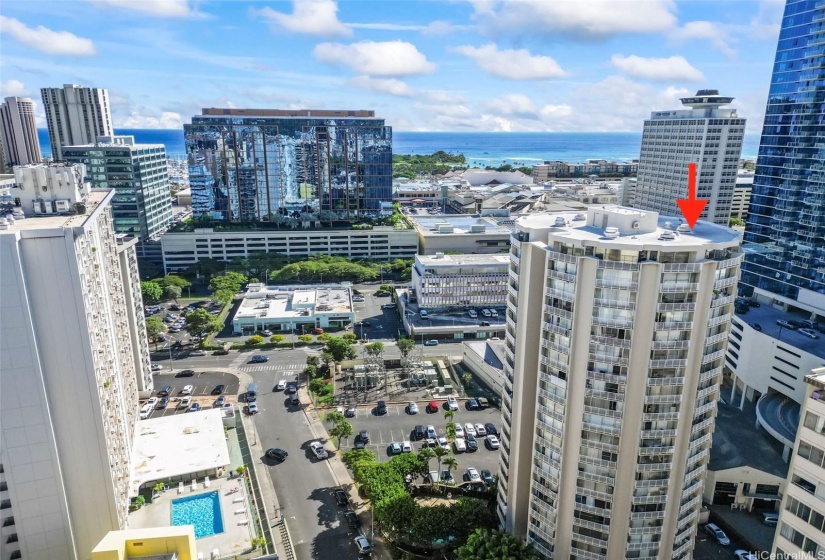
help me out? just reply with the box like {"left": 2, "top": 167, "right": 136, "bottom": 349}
{"left": 36, "top": 128, "right": 761, "bottom": 165}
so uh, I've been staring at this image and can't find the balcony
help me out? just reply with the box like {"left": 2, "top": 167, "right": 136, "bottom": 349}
{"left": 660, "top": 282, "right": 699, "bottom": 293}
{"left": 582, "top": 422, "right": 622, "bottom": 436}
{"left": 693, "top": 401, "right": 716, "bottom": 417}
{"left": 645, "top": 394, "right": 682, "bottom": 404}
{"left": 702, "top": 349, "right": 726, "bottom": 364}
{"left": 591, "top": 316, "right": 633, "bottom": 329}
{"left": 590, "top": 334, "right": 631, "bottom": 348}
{"left": 647, "top": 376, "right": 685, "bottom": 386}
{"left": 649, "top": 358, "right": 688, "bottom": 368}
{"left": 655, "top": 320, "right": 694, "bottom": 330}
{"left": 707, "top": 313, "right": 732, "bottom": 328}
{"left": 543, "top": 322, "right": 570, "bottom": 336}
{"left": 691, "top": 417, "right": 714, "bottom": 435}
{"left": 656, "top": 302, "right": 695, "bottom": 312}
{"left": 630, "top": 509, "right": 666, "bottom": 520}
{"left": 589, "top": 352, "right": 628, "bottom": 365}
{"left": 540, "top": 354, "right": 569, "bottom": 370}
{"left": 546, "top": 268, "right": 576, "bottom": 283}
{"left": 595, "top": 278, "right": 638, "bottom": 290}
{"left": 714, "top": 276, "right": 738, "bottom": 289}
{"left": 594, "top": 297, "right": 635, "bottom": 310}
{"left": 651, "top": 339, "right": 690, "bottom": 350}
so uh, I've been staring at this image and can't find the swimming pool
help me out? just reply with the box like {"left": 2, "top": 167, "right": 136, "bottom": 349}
{"left": 171, "top": 491, "right": 224, "bottom": 539}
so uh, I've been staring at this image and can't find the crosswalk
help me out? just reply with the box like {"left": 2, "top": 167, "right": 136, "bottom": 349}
{"left": 238, "top": 363, "right": 304, "bottom": 373}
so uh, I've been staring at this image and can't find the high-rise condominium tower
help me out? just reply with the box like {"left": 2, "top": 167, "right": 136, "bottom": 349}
{"left": 184, "top": 108, "right": 392, "bottom": 223}
{"left": 62, "top": 135, "right": 173, "bottom": 260}
{"left": 741, "top": 0, "right": 825, "bottom": 303}
{"left": 0, "top": 164, "right": 151, "bottom": 560}
{"left": 41, "top": 84, "right": 114, "bottom": 160}
{"left": 633, "top": 90, "right": 745, "bottom": 225}
{"left": 499, "top": 207, "right": 742, "bottom": 559}
{"left": 0, "top": 97, "right": 42, "bottom": 168}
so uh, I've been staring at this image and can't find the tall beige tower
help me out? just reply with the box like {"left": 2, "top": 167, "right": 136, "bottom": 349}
{"left": 498, "top": 207, "right": 743, "bottom": 559}
{"left": 0, "top": 97, "right": 42, "bottom": 168}
{"left": 41, "top": 84, "right": 113, "bottom": 160}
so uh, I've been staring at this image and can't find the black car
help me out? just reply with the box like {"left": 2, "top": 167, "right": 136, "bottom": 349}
{"left": 358, "top": 430, "right": 370, "bottom": 443}
{"left": 752, "top": 323, "right": 763, "bottom": 332}
{"left": 749, "top": 300, "right": 761, "bottom": 307}
{"left": 176, "top": 369, "right": 195, "bottom": 378}
{"left": 485, "top": 423, "right": 498, "bottom": 436}
{"left": 735, "top": 305, "right": 749, "bottom": 314}
{"left": 211, "top": 384, "right": 226, "bottom": 395}
{"left": 286, "top": 381, "right": 298, "bottom": 394}
{"left": 334, "top": 489, "right": 349, "bottom": 507}
{"left": 157, "top": 385, "right": 173, "bottom": 396}
{"left": 345, "top": 511, "right": 360, "bottom": 530}
{"left": 480, "top": 321, "right": 491, "bottom": 326}
{"left": 465, "top": 434, "right": 478, "bottom": 452}
{"left": 413, "top": 425, "right": 425, "bottom": 441}
{"left": 345, "top": 405, "right": 356, "bottom": 418}
{"left": 157, "top": 396, "right": 170, "bottom": 409}
{"left": 265, "top": 448, "right": 288, "bottom": 461}
{"left": 466, "top": 398, "right": 479, "bottom": 410}
{"left": 481, "top": 469, "right": 495, "bottom": 485}
{"left": 375, "top": 401, "right": 387, "bottom": 415}
{"left": 361, "top": 321, "right": 372, "bottom": 327}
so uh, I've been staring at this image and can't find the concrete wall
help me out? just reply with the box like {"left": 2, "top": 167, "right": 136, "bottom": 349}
{"left": 462, "top": 344, "right": 503, "bottom": 397}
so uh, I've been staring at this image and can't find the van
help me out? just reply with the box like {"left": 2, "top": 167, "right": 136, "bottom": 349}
{"left": 468, "top": 309, "right": 478, "bottom": 318}
{"left": 420, "top": 309, "right": 428, "bottom": 319}
{"left": 289, "top": 393, "right": 299, "bottom": 406}
{"left": 247, "top": 383, "right": 258, "bottom": 402}
{"left": 481, "top": 309, "right": 492, "bottom": 317}
{"left": 490, "top": 309, "right": 499, "bottom": 318}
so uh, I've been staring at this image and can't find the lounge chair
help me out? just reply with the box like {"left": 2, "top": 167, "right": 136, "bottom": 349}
{"left": 204, "top": 476, "right": 210, "bottom": 488}
{"left": 178, "top": 482, "right": 184, "bottom": 494}
{"left": 191, "top": 479, "right": 197, "bottom": 491}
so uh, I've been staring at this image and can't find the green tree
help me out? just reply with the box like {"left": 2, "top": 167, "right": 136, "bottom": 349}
{"left": 306, "top": 355, "right": 320, "bottom": 367}
{"left": 211, "top": 289, "right": 234, "bottom": 306}
{"left": 320, "top": 352, "right": 334, "bottom": 368}
{"left": 164, "top": 285, "right": 182, "bottom": 302}
{"left": 188, "top": 257, "right": 224, "bottom": 280}
{"left": 444, "top": 410, "right": 455, "bottom": 422}
{"left": 140, "top": 281, "right": 163, "bottom": 303}
{"left": 298, "top": 334, "right": 313, "bottom": 343}
{"left": 729, "top": 216, "right": 746, "bottom": 227}
{"left": 245, "top": 335, "right": 264, "bottom": 346}
{"left": 209, "top": 271, "right": 247, "bottom": 293}
{"left": 326, "top": 410, "right": 345, "bottom": 425}
{"left": 456, "top": 528, "right": 540, "bottom": 560}
{"left": 303, "top": 364, "right": 318, "bottom": 378}
{"left": 185, "top": 308, "right": 223, "bottom": 335}
{"left": 446, "top": 422, "right": 457, "bottom": 440}
{"left": 329, "top": 419, "right": 354, "bottom": 448}
{"left": 317, "top": 333, "right": 332, "bottom": 342}
{"left": 397, "top": 338, "right": 416, "bottom": 363}
{"left": 442, "top": 456, "right": 458, "bottom": 481}
{"left": 389, "top": 453, "right": 428, "bottom": 480}
{"left": 157, "top": 274, "right": 191, "bottom": 290}
{"left": 418, "top": 447, "right": 436, "bottom": 471}
{"left": 342, "top": 332, "right": 357, "bottom": 341}
{"left": 433, "top": 446, "right": 449, "bottom": 474}
{"left": 325, "top": 337, "right": 356, "bottom": 361}
{"left": 270, "top": 334, "right": 285, "bottom": 343}
{"left": 364, "top": 341, "right": 385, "bottom": 356}
{"left": 145, "top": 316, "right": 165, "bottom": 348}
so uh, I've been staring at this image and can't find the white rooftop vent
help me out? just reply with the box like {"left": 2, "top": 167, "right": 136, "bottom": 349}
{"left": 554, "top": 217, "right": 567, "bottom": 227}
{"left": 659, "top": 230, "right": 676, "bottom": 241}
{"left": 676, "top": 223, "right": 691, "bottom": 234}
{"left": 573, "top": 213, "right": 586, "bottom": 221}
{"left": 604, "top": 226, "right": 619, "bottom": 239}
{"left": 434, "top": 252, "right": 444, "bottom": 259}
{"left": 469, "top": 224, "right": 487, "bottom": 233}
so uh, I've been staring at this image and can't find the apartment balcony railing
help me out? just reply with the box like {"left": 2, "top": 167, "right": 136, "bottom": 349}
{"left": 543, "top": 322, "right": 571, "bottom": 336}
{"left": 691, "top": 417, "right": 714, "bottom": 435}
{"left": 660, "top": 282, "right": 699, "bottom": 293}
{"left": 644, "top": 411, "right": 681, "bottom": 422}
{"left": 546, "top": 268, "right": 576, "bottom": 283}
{"left": 594, "top": 297, "right": 635, "bottom": 309}
{"left": 590, "top": 334, "right": 631, "bottom": 348}
{"left": 595, "top": 278, "right": 638, "bottom": 290}
{"left": 645, "top": 394, "right": 682, "bottom": 404}
{"left": 714, "top": 276, "right": 738, "bottom": 289}
{"left": 586, "top": 388, "right": 625, "bottom": 402}
{"left": 544, "top": 305, "right": 574, "bottom": 319}
{"left": 702, "top": 349, "right": 726, "bottom": 364}
{"left": 656, "top": 302, "right": 695, "bottom": 312}
{"left": 696, "top": 384, "right": 719, "bottom": 401}
{"left": 655, "top": 321, "right": 694, "bottom": 330}
{"left": 577, "top": 471, "right": 616, "bottom": 486}
{"left": 642, "top": 428, "right": 678, "bottom": 438}
{"left": 711, "top": 294, "right": 735, "bottom": 308}
{"left": 582, "top": 422, "right": 622, "bottom": 436}
{"left": 704, "top": 332, "right": 728, "bottom": 346}
{"left": 651, "top": 340, "right": 690, "bottom": 350}
{"left": 693, "top": 401, "right": 717, "bottom": 418}
{"left": 589, "top": 352, "right": 628, "bottom": 365}
{"left": 588, "top": 370, "right": 627, "bottom": 384}
{"left": 638, "top": 446, "right": 675, "bottom": 456}
{"left": 647, "top": 376, "right": 685, "bottom": 387}
{"left": 540, "top": 355, "right": 569, "bottom": 371}
{"left": 591, "top": 316, "right": 634, "bottom": 329}
{"left": 649, "top": 358, "right": 688, "bottom": 368}
{"left": 630, "top": 510, "right": 667, "bottom": 520}
{"left": 707, "top": 313, "right": 732, "bottom": 328}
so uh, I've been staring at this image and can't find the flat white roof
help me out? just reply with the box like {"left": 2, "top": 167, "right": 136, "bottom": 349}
{"left": 416, "top": 254, "right": 510, "bottom": 266}
{"left": 233, "top": 284, "right": 353, "bottom": 323}
{"left": 130, "top": 408, "right": 230, "bottom": 496}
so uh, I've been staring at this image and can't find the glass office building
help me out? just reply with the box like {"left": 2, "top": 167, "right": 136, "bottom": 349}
{"left": 184, "top": 109, "right": 392, "bottom": 223}
{"left": 741, "top": 0, "right": 825, "bottom": 300}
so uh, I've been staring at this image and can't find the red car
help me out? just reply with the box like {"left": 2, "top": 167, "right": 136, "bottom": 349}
{"left": 427, "top": 401, "right": 440, "bottom": 413}
{"left": 312, "top": 327, "right": 325, "bottom": 334}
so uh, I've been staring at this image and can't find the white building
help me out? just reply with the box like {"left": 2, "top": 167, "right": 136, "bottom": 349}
{"left": 409, "top": 214, "right": 513, "bottom": 255}
{"left": 13, "top": 162, "right": 90, "bottom": 214}
{"left": 41, "top": 84, "right": 114, "bottom": 160}
{"left": 633, "top": 90, "right": 746, "bottom": 225}
{"left": 500, "top": 206, "right": 743, "bottom": 559}
{"left": 161, "top": 226, "right": 418, "bottom": 272}
{"left": 0, "top": 187, "right": 151, "bottom": 560}
{"left": 0, "top": 97, "right": 41, "bottom": 169}
{"left": 772, "top": 367, "right": 825, "bottom": 557}
{"left": 232, "top": 283, "right": 355, "bottom": 335}
{"left": 731, "top": 172, "right": 753, "bottom": 222}
{"left": 412, "top": 253, "right": 509, "bottom": 309}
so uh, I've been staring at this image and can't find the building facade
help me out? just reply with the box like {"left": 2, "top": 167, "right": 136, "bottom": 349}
{"left": 0, "top": 182, "right": 150, "bottom": 560}
{"left": 741, "top": 0, "right": 825, "bottom": 305}
{"left": 412, "top": 253, "right": 509, "bottom": 309}
{"left": 184, "top": 108, "right": 392, "bottom": 223}
{"left": 633, "top": 90, "right": 746, "bottom": 225}
{"left": 41, "top": 84, "right": 114, "bottom": 160}
{"left": 0, "top": 97, "right": 42, "bottom": 169}
{"left": 731, "top": 173, "right": 753, "bottom": 222}
{"left": 772, "top": 368, "right": 825, "bottom": 557}
{"left": 499, "top": 206, "right": 743, "bottom": 559}
{"left": 62, "top": 136, "right": 173, "bottom": 258}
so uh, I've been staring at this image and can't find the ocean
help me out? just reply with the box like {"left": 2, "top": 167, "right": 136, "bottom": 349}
{"left": 36, "top": 128, "right": 761, "bottom": 165}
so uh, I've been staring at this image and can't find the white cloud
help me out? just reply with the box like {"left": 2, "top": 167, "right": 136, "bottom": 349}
{"left": 254, "top": 0, "right": 351, "bottom": 38}
{"left": 671, "top": 21, "right": 736, "bottom": 59}
{"left": 473, "top": 0, "right": 677, "bottom": 39}
{"left": 0, "top": 16, "right": 96, "bottom": 56}
{"left": 611, "top": 54, "right": 705, "bottom": 82}
{"left": 454, "top": 43, "right": 566, "bottom": 80}
{"left": 313, "top": 41, "right": 436, "bottom": 76}
{"left": 749, "top": 0, "right": 784, "bottom": 40}
{"left": 349, "top": 22, "right": 424, "bottom": 31}
{"left": 0, "top": 79, "right": 30, "bottom": 97}
{"left": 483, "top": 94, "right": 537, "bottom": 118}
{"left": 84, "top": 0, "right": 202, "bottom": 18}
{"left": 118, "top": 110, "right": 184, "bottom": 129}
{"left": 422, "top": 90, "right": 467, "bottom": 104}
{"left": 350, "top": 76, "right": 414, "bottom": 97}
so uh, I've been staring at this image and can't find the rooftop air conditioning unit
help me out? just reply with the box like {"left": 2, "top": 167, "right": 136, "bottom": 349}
{"left": 676, "top": 224, "right": 691, "bottom": 234}
{"left": 659, "top": 231, "right": 676, "bottom": 241}
{"left": 631, "top": 221, "right": 640, "bottom": 229}
{"left": 55, "top": 199, "right": 72, "bottom": 213}
{"left": 604, "top": 227, "right": 619, "bottom": 239}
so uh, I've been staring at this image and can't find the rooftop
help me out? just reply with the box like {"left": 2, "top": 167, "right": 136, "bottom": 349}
{"left": 0, "top": 189, "right": 112, "bottom": 234}
{"left": 129, "top": 408, "right": 230, "bottom": 497}
{"left": 410, "top": 214, "right": 514, "bottom": 236}
{"left": 416, "top": 253, "right": 510, "bottom": 267}
{"left": 465, "top": 341, "right": 504, "bottom": 371}
{"left": 234, "top": 284, "right": 353, "bottom": 322}
{"left": 732, "top": 305, "right": 825, "bottom": 360}
{"left": 709, "top": 400, "right": 788, "bottom": 478}
{"left": 516, "top": 206, "right": 742, "bottom": 251}
{"left": 199, "top": 108, "right": 378, "bottom": 118}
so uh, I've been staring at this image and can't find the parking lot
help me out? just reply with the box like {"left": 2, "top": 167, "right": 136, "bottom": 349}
{"left": 338, "top": 400, "right": 503, "bottom": 483}
{"left": 141, "top": 371, "right": 240, "bottom": 419}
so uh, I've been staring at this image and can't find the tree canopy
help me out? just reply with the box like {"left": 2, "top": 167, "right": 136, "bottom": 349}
{"left": 325, "top": 337, "right": 357, "bottom": 362}
{"left": 140, "top": 281, "right": 163, "bottom": 303}
{"left": 456, "top": 528, "right": 541, "bottom": 560}
{"left": 185, "top": 308, "right": 223, "bottom": 335}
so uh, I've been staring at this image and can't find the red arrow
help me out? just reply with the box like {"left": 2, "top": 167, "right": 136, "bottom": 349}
{"left": 677, "top": 162, "right": 708, "bottom": 229}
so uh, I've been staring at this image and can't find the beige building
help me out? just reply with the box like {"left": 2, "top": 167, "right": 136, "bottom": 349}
{"left": 412, "top": 253, "right": 509, "bottom": 309}
{"left": 500, "top": 206, "right": 743, "bottom": 559}
{"left": 41, "top": 84, "right": 114, "bottom": 160}
{"left": 731, "top": 172, "right": 753, "bottom": 221}
{"left": 409, "top": 214, "right": 512, "bottom": 255}
{"left": 772, "top": 368, "right": 825, "bottom": 557}
{"left": 0, "top": 179, "right": 150, "bottom": 560}
{"left": 0, "top": 97, "right": 41, "bottom": 169}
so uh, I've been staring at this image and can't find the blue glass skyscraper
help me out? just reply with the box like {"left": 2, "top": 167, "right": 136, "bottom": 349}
{"left": 742, "top": 0, "right": 825, "bottom": 300}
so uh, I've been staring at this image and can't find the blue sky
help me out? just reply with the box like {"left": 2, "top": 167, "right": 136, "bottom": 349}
{"left": 0, "top": 0, "right": 785, "bottom": 132}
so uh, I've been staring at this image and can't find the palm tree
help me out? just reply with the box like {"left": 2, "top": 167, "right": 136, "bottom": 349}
{"left": 442, "top": 456, "right": 458, "bottom": 483}
{"left": 418, "top": 447, "right": 436, "bottom": 472}
{"left": 434, "top": 446, "right": 449, "bottom": 474}
{"left": 444, "top": 410, "right": 454, "bottom": 422}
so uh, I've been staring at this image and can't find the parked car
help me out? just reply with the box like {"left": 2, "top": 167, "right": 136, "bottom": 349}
{"left": 752, "top": 323, "right": 763, "bottom": 332}
{"left": 761, "top": 512, "right": 779, "bottom": 525}
{"left": 354, "top": 535, "right": 372, "bottom": 555}
{"left": 441, "top": 470, "right": 455, "bottom": 484}
{"left": 481, "top": 309, "right": 492, "bottom": 317}
{"left": 157, "top": 385, "right": 173, "bottom": 396}
{"left": 189, "top": 350, "right": 206, "bottom": 357}
{"left": 446, "top": 396, "right": 459, "bottom": 411}
{"left": 802, "top": 319, "right": 819, "bottom": 329}
{"left": 454, "top": 438, "right": 466, "bottom": 453}
{"left": 211, "top": 384, "right": 225, "bottom": 395}
{"left": 157, "top": 396, "right": 170, "bottom": 409}
{"left": 426, "top": 425, "right": 437, "bottom": 438}
{"left": 139, "top": 403, "right": 153, "bottom": 419}
{"left": 413, "top": 425, "right": 425, "bottom": 441}
{"left": 275, "top": 379, "right": 287, "bottom": 391}
{"left": 358, "top": 430, "right": 370, "bottom": 443}
{"left": 734, "top": 551, "right": 757, "bottom": 560}
{"left": 375, "top": 400, "right": 387, "bottom": 415}
{"left": 799, "top": 328, "right": 820, "bottom": 339}
{"left": 247, "top": 402, "right": 258, "bottom": 415}
{"left": 213, "top": 349, "right": 229, "bottom": 355}
{"left": 477, "top": 397, "right": 490, "bottom": 409}
{"left": 334, "top": 489, "right": 349, "bottom": 506}
{"left": 402, "top": 441, "right": 412, "bottom": 453}
{"left": 776, "top": 319, "right": 797, "bottom": 329}
{"left": 249, "top": 355, "right": 269, "bottom": 363}
{"left": 427, "top": 401, "right": 440, "bottom": 413}
{"left": 464, "top": 423, "right": 477, "bottom": 437}
{"left": 465, "top": 468, "right": 481, "bottom": 483}
{"left": 265, "top": 447, "right": 288, "bottom": 461}
{"left": 346, "top": 404, "right": 356, "bottom": 417}
{"left": 474, "top": 423, "right": 487, "bottom": 436}
{"left": 428, "top": 471, "right": 440, "bottom": 483}
{"left": 189, "top": 402, "right": 201, "bottom": 413}
{"left": 437, "top": 436, "right": 449, "bottom": 450}
{"left": 485, "top": 422, "right": 498, "bottom": 436}
{"left": 312, "top": 327, "right": 325, "bottom": 334}
{"left": 424, "top": 339, "right": 439, "bottom": 346}
{"left": 454, "top": 424, "right": 465, "bottom": 438}
{"left": 468, "top": 309, "right": 478, "bottom": 318}
{"left": 310, "top": 441, "right": 328, "bottom": 460}
{"left": 486, "top": 435, "right": 501, "bottom": 450}
{"left": 407, "top": 401, "right": 419, "bottom": 414}
{"left": 214, "top": 396, "right": 226, "bottom": 408}
{"left": 146, "top": 397, "right": 158, "bottom": 408}
{"left": 481, "top": 469, "right": 495, "bottom": 485}
{"left": 286, "top": 381, "right": 298, "bottom": 394}
{"left": 466, "top": 398, "right": 479, "bottom": 410}
{"left": 176, "top": 369, "right": 195, "bottom": 378}
{"left": 703, "top": 523, "right": 730, "bottom": 545}
{"left": 389, "top": 442, "right": 403, "bottom": 455}
{"left": 151, "top": 364, "right": 163, "bottom": 372}
{"left": 181, "top": 385, "right": 194, "bottom": 395}
{"left": 345, "top": 511, "right": 360, "bottom": 529}
{"left": 466, "top": 434, "right": 478, "bottom": 452}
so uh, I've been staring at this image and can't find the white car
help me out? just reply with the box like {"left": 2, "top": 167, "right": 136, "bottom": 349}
{"left": 447, "top": 396, "right": 459, "bottom": 411}
{"left": 407, "top": 401, "right": 419, "bottom": 414}
{"left": 181, "top": 385, "right": 194, "bottom": 395}
{"left": 146, "top": 397, "right": 158, "bottom": 409}
{"left": 151, "top": 364, "right": 163, "bottom": 371}
{"left": 454, "top": 424, "right": 465, "bottom": 438}
{"left": 474, "top": 423, "right": 487, "bottom": 436}
{"left": 402, "top": 441, "right": 412, "bottom": 453}
{"left": 179, "top": 396, "right": 192, "bottom": 409}
{"left": 466, "top": 468, "right": 481, "bottom": 482}
{"left": 221, "top": 402, "right": 234, "bottom": 412}
{"left": 481, "top": 309, "right": 492, "bottom": 317}
{"left": 468, "top": 309, "right": 478, "bottom": 318}
{"left": 486, "top": 435, "right": 500, "bottom": 449}
{"left": 464, "top": 423, "right": 476, "bottom": 437}
{"left": 276, "top": 380, "right": 287, "bottom": 391}
{"left": 453, "top": 438, "right": 466, "bottom": 453}
{"left": 189, "top": 350, "right": 206, "bottom": 357}
{"left": 310, "top": 441, "right": 328, "bottom": 460}
{"left": 247, "top": 402, "right": 258, "bottom": 415}
{"left": 139, "top": 403, "right": 153, "bottom": 419}
{"left": 437, "top": 436, "right": 449, "bottom": 450}
{"left": 426, "top": 425, "right": 437, "bottom": 438}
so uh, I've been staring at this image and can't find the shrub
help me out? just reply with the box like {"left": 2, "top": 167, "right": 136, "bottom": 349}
{"left": 246, "top": 335, "right": 264, "bottom": 346}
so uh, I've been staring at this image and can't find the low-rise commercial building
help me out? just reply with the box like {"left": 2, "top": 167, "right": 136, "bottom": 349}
{"left": 232, "top": 283, "right": 355, "bottom": 334}
{"left": 92, "top": 526, "right": 197, "bottom": 560}
{"left": 533, "top": 160, "right": 638, "bottom": 181}
{"left": 161, "top": 225, "right": 418, "bottom": 272}
{"left": 409, "top": 214, "right": 513, "bottom": 255}
{"left": 462, "top": 340, "right": 505, "bottom": 397}
{"left": 412, "top": 253, "right": 509, "bottom": 308}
